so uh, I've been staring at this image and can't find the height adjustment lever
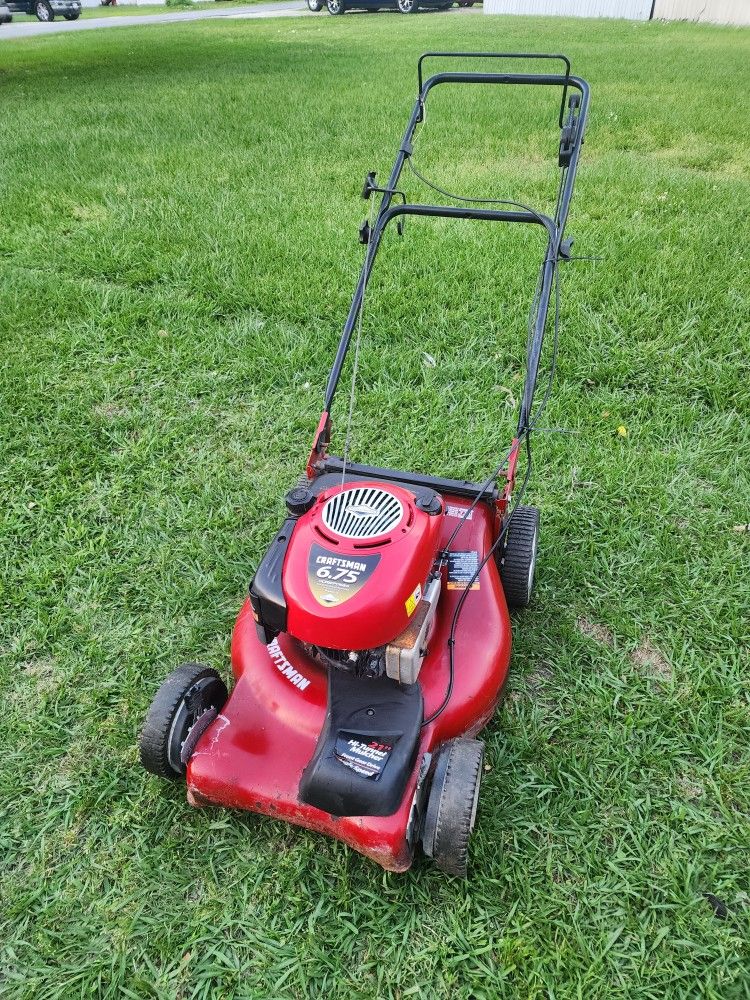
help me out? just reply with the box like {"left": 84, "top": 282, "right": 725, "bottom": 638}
{"left": 559, "top": 237, "right": 574, "bottom": 261}
{"left": 362, "top": 171, "right": 377, "bottom": 200}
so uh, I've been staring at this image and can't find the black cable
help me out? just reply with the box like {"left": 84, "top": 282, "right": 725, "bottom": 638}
{"left": 433, "top": 161, "right": 566, "bottom": 557}
{"left": 439, "top": 440, "right": 520, "bottom": 558}
{"left": 400, "top": 151, "right": 569, "bottom": 727}
{"left": 423, "top": 433, "right": 534, "bottom": 726}
{"left": 369, "top": 129, "right": 573, "bottom": 726}
{"left": 406, "top": 156, "right": 553, "bottom": 232}
{"left": 423, "top": 261, "right": 564, "bottom": 727}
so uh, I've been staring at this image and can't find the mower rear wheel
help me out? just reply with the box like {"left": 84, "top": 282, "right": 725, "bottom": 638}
{"left": 499, "top": 504, "right": 539, "bottom": 609}
{"left": 421, "top": 738, "right": 484, "bottom": 877}
{"left": 139, "top": 663, "right": 228, "bottom": 780}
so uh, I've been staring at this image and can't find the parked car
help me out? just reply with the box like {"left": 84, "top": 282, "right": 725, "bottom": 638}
{"left": 7, "top": 0, "right": 81, "bottom": 19}
{"left": 0, "top": 2, "right": 12, "bottom": 22}
{"left": 307, "top": 0, "right": 473, "bottom": 12}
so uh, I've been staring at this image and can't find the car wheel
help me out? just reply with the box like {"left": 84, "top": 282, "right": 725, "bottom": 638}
{"left": 326, "top": 0, "right": 345, "bottom": 11}
{"left": 35, "top": 1, "right": 54, "bottom": 19}
{"left": 139, "top": 663, "right": 228, "bottom": 780}
{"left": 63, "top": 10, "right": 80, "bottom": 17}
{"left": 306, "top": 0, "right": 324, "bottom": 10}
{"left": 397, "top": 0, "right": 417, "bottom": 9}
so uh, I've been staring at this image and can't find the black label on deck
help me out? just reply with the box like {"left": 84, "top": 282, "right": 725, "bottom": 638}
{"left": 334, "top": 732, "right": 399, "bottom": 780}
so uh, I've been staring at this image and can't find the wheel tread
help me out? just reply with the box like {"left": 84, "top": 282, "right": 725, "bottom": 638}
{"left": 425, "top": 738, "right": 484, "bottom": 878}
{"left": 500, "top": 505, "right": 539, "bottom": 609}
{"left": 139, "top": 663, "right": 226, "bottom": 780}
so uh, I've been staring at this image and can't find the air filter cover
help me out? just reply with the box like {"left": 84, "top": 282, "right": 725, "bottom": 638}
{"left": 321, "top": 485, "right": 404, "bottom": 540}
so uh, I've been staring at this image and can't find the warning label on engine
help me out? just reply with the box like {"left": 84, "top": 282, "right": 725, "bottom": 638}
{"left": 446, "top": 550, "right": 480, "bottom": 591}
{"left": 308, "top": 543, "right": 380, "bottom": 608}
{"left": 334, "top": 732, "right": 398, "bottom": 780}
{"left": 405, "top": 583, "right": 422, "bottom": 617}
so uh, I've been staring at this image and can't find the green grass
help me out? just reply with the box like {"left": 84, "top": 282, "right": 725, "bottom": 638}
{"left": 1, "top": 12, "right": 749, "bottom": 1000}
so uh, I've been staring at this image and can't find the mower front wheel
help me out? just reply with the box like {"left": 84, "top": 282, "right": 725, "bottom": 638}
{"left": 139, "top": 663, "right": 228, "bottom": 780}
{"left": 499, "top": 504, "right": 539, "bottom": 609}
{"left": 421, "top": 738, "right": 484, "bottom": 877}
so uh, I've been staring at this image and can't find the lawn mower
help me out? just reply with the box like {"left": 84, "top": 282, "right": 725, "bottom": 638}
{"left": 139, "top": 53, "right": 590, "bottom": 876}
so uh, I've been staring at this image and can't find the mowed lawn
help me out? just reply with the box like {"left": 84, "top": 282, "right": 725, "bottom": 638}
{"left": 1, "top": 12, "right": 749, "bottom": 999}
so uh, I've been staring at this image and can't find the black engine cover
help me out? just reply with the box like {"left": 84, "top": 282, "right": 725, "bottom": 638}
{"left": 299, "top": 669, "right": 423, "bottom": 817}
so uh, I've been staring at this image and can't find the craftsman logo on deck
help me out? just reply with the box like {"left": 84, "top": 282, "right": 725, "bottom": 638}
{"left": 307, "top": 543, "right": 380, "bottom": 608}
{"left": 267, "top": 638, "right": 311, "bottom": 691}
{"left": 334, "top": 732, "right": 398, "bottom": 780}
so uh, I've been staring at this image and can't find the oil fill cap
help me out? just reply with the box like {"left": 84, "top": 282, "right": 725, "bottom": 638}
{"left": 415, "top": 490, "right": 442, "bottom": 515}
{"left": 285, "top": 484, "right": 315, "bottom": 516}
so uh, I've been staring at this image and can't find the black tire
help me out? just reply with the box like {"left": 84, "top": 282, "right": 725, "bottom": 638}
{"left": 35, "top": 1, "right": 54, "bottom": 20}
{"left": 421, "top": 738, "right": 484, "bottom": 877}
{"left": 139, "top": 663, "right": 228, "bottom": 780}
{"left": 306, "top": 0, "right": 324, "bottom": 10}
{"left": 326, "top": 0, "right": 345, "bottom": 12}
{"left": 63, "top": 9, "right": 80, "bottom": 17}
{"left": 499, "top": 505, "right": 539, "bottom": 609}
{"left": 397, "top": 0, "right": 417, "bottom": 11}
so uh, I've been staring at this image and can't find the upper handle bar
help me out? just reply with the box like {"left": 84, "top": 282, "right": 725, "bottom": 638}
{"left": 417, "top": 52, "right": 572, "bottom": 126}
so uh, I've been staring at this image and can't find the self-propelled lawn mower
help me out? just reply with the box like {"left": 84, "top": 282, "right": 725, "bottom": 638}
{"left": 139, "top": 53, "right": 589, "bottom": 876}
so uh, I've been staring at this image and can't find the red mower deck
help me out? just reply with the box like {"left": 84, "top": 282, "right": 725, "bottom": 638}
{"left": 186, "top": 496, "right": 509, "bottom": 870}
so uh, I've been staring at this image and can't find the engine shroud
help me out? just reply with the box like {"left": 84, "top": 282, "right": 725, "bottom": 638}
{"left": 283, "top": 481, "right": 443, "bottom": 650}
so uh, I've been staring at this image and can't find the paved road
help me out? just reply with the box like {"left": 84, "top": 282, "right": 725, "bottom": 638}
{"left": 0, "top": 1, "right": 312, "bottom": 38}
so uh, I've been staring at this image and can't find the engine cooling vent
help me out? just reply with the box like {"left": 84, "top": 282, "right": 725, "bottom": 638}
{"left": 321, "top": 486, "right": 404, "bottom": 540}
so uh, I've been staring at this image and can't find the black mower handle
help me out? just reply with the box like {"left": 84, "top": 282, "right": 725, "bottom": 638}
{"left": 417, "top": 52, "right": 572, "bottom": 126}
{"left": 322, "top": 53, "right": 590, "bottom": 433}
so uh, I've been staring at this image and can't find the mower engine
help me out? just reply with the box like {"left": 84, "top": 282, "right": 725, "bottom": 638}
{"left": 250, "top": 479, "right": 445, "bottom": 685}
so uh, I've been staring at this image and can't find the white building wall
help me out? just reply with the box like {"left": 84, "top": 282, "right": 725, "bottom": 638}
{"left": 652, "top": 0, "right": 750, "bottom": 25}
{"left": 483, "top": 0, "right": 653, "bottom": 19}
